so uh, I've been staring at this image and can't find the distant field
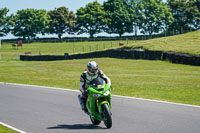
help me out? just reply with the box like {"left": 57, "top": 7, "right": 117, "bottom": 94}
{"left": 0, "top": 40, "right": 136, "bottom": 56}
{"left": 1, "top": 31, "right": 199, "bottom": 58}
{"left": 127, "top": 31, "right": 200, "bottom": 55}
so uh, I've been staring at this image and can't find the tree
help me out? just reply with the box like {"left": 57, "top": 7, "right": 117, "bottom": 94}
{"left": 12, "top": 9, "right": 49, "bottom": 39}
{"left": 124, "top": 0, "right": 142, "bottom": 36}
{"left": 48, "top": 7, "right": 76, "bottom": 39}
{"left": 76, "top": 1, "right": 107, "bottom": 38}
{"left": 167, "top": 0, "right": 200, "bottom": 33}
{"left": 137, "top": 0, "right": 174, "bottom": 36}
{"left": 103, "top": 0, "right": 135, "bottom": 37}
{"left": 196, "top": 0, "right": 200, "bottom": 29}
{"left": 196, "top": 0, "right": 200, "bottom": 12}
{"left": 187, "top": 0, "right": 200, "bottom": 30}
{"left": 0, "top": 8, "right": 10, "bottom": 37}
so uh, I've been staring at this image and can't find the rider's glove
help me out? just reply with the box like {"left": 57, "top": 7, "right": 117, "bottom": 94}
{"left": 83, "top": 89, "right": 89, "bottom": 95}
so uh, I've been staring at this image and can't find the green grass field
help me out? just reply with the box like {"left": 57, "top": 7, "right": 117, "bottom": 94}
{"left": 127, "top": 31, "right": 200, "bottom": 55}
{"left": 0, "top": 58, "right": 200, "bottom": 105}
{"left": 0, "top": 32, "right": 200, "bottom": 106}
{"left": 0, "top": 124, "right": 18, "bottom": 133}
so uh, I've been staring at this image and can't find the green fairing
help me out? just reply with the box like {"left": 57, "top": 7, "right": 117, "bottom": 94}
{"left": 86, "top": 80, "right": 112, "bottom": 121}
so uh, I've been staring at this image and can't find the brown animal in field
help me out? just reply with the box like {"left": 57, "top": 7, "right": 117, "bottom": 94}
{"left": 12, "top": 44, "right": 17, "bottom": 49}
{"left": 25, "top": 52, "right": 32, "bottom": 55}
{"left": 119, "top": 42, "right": 124, "bottom": 46}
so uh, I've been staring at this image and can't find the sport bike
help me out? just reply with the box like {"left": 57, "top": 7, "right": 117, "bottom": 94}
{"left": 78, "top": 78, "right": 112, "bottom": 128}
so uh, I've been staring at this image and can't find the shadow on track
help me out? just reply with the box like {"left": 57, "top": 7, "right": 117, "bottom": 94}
{"left": 47, "top": 124, "right": 105, "bottom": 130}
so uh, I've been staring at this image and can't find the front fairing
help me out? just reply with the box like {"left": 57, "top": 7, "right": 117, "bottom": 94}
{"left": 88, "top": 83, "right": 111, "bottom": 97}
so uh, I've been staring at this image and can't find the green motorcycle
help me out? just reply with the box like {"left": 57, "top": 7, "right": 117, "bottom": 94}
{"left": 78, "top": 78, "right": 112, "bottom": 128}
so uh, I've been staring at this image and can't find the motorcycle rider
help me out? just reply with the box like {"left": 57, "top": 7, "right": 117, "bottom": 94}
{"left": 79, "top": 61, "right": 111, "bottom": 113}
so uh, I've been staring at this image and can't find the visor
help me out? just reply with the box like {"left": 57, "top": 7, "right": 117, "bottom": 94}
{"left": 88, "top": 68, "right": 98, "bottom": 75}
{"left": 90, "top": 68, "right": 98, "bottom": 73}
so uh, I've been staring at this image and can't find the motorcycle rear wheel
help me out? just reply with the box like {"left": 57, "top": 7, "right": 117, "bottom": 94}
{"left": 102, "top": 103, "right": 112, "bottom": 128}
{"left": 90, "top": 115, "right": 101, "bottom": 125}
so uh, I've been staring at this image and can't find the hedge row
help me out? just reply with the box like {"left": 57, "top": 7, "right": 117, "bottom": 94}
{"left": 20, "top": 48, "right": 200, "bottom": 66}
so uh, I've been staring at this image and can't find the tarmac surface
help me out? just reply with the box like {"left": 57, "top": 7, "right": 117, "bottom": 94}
{"left": 0, "top": 83, "right": 200, "bottom": 133}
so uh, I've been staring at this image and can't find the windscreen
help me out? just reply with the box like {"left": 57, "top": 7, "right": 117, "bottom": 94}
{"left": 89, "top": 78, "right": 104, "bottom": 88}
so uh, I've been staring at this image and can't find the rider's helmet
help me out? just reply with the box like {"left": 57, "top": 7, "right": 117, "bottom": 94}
{"left": 87, "top": 61, "right": 98, "bottom": 75}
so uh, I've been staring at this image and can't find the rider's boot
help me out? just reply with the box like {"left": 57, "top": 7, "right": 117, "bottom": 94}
{"left": 78, "top": 95, "right": 89, "bottom": 115}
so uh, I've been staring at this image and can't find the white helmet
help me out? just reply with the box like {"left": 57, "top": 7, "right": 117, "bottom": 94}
{"left": 87, "top": 61, "right": 98, "bottom": 75}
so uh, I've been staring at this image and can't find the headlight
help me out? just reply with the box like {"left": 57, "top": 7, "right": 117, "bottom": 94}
{"left": 104, "top": 90, "right": 110, "bottom": 96}
{"left": 92, "top": 94, "right": 101, "bottom": 98}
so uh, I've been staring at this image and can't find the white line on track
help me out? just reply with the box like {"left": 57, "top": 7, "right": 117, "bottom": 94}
{"left": 1, "top": 82, "right": 200, "bottom": 109}
{"left": 0, "top": 121, "right": 27, "bottom": 133}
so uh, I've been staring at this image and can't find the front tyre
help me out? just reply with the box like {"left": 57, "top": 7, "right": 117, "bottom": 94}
{"left": 90, "top": 115, "right": 101, "bottom": 125}
{"left": 102, "top": 104, "right": 112, "bottom": 128}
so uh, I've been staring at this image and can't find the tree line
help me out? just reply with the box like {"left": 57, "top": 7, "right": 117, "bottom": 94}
{"left": 0, "top": 0, "right": 199, "bottom": 39}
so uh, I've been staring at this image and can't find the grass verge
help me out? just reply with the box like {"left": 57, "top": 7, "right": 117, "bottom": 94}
{"left": 0, "top": 124, "right": 19, "bottom": 133}
{"left": 0, "top": 58, "right": 200, "bottom": 106}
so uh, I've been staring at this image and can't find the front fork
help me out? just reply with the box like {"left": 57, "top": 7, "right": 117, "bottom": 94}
{"left": 97, "top": 97, "right": 111, "bottom": 115}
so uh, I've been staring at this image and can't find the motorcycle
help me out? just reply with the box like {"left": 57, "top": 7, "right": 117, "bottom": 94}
{"left": 78, "top": 78, "right": 112, "bottom": 128}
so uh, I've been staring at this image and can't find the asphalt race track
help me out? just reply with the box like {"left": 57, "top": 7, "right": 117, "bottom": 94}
{"left": 0, "top": 83, "right": 200, "bottom": 133}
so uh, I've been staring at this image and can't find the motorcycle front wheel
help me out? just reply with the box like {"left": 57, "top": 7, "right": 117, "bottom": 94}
{"left": 102, "top": 103, "right": 112, "bottom": 128}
